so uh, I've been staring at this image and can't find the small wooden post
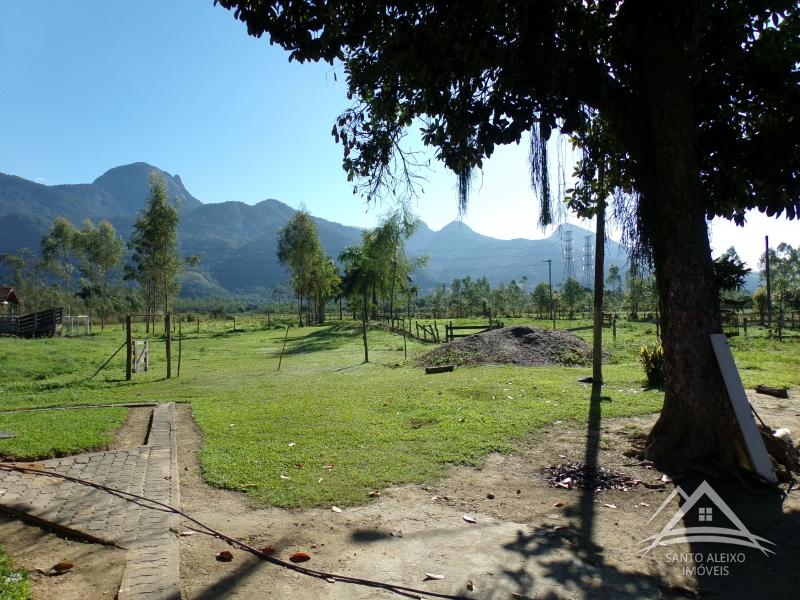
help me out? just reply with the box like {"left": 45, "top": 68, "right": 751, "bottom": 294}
{"left": 177, "top": 322, "right": 182, "bottom": 377}
{"left": 233, "top": 315, "right": 236, "bottom": 332}
{"left": 403, "top": 328, "right": 407, "bottom": 361}
{"left": 612, "top": 315, "right": 617, "bottom": 342}
{"left": 197, "top": 320, "right": 200, "bottom": 334}
{"left": 165, "top": 313, "right": 172, "bottom": 379}
{"left": 125, "top": 315, "right": 132, "bottom": 381}
{"left": 278, "top": 325, "right": 290, "bottom": 371}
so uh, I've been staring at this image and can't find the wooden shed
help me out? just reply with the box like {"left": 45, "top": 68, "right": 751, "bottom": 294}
{"left": 0, "top": 286, "right": 20, "bottom": 316}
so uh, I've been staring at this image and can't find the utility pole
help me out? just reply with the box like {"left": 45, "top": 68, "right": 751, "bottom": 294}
{"left": 544, "top": 259, "right": 555, "bottom": 330}
{"left": 765, "top": 236, "right": 772, "bottom": 327}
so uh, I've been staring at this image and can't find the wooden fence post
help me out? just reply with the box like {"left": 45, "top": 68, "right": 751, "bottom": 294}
{"left": 177, "top": 322, "right": 182, "bottom": 377}
{"left": 125, "top": 315, "right": 132, "bottom": 381}
{"left": 165, "top": 313, "right": 172, "bottom": 379}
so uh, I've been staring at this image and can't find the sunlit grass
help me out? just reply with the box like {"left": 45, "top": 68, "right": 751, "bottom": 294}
{"left": 0, "top": 315, "right": 797, "bottom": 507}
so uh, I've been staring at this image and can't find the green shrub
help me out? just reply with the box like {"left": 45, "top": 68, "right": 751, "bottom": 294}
{"left": 640, "top": 343, "right": 665, "bottom": 386}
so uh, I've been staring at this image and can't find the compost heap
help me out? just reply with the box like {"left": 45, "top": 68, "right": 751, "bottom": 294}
{"left": 418, "top": 325, "right": 592, "bottom": 367}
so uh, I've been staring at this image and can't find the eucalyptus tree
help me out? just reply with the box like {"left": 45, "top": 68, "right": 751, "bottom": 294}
{"left": 95, "top": 220, "right": 126, "bottom": 328}
{"left": 129, "top": 173, "right": 183, "bottom": 327}
{"left": 219, "top": 1, "right": 800, "bottom": 472}
{"left": 41, "top": 216, "right": 78, "bottom": 314}
{"left": 277, "top": 209, "right": 323, "bottom": 326}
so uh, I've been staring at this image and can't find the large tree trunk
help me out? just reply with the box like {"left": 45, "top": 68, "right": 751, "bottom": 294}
{"left": 630, "top": 4, "right": 742, "bottom": 473}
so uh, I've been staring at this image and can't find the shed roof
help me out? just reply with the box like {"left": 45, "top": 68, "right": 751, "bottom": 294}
{"left": 0, "top": 286, "right": 20, "bottom": 304}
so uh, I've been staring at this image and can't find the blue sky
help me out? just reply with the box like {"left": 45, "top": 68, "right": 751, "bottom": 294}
{"left": 1, "top": 1, "right": 795, "bottom": 269}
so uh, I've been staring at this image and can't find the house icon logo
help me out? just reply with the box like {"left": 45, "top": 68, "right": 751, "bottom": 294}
{"left": 639, "top": 480, "right": 776, "bottom": 556}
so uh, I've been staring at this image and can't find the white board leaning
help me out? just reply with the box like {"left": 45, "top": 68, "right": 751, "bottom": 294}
{"left": 710, "top": 333, "right": 777, "bottom": 483}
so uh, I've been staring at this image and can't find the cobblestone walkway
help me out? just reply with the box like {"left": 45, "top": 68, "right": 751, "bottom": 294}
{"left": 0, "top": 403, "right": 180, "bottom": 600}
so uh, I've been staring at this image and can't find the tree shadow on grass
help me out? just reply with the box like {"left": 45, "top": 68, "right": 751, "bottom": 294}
{"left": 283, "top": 325, "right": 362, "bottom": 356}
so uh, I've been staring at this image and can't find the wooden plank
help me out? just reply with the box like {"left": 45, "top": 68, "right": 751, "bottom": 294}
{"left": 425, "top": 365, "right": 454, "bottom": 374}
{"left": 710, "top": 334, "right": 776, "bottom": 482}
{"left": 755, "top": 384, "right": 789, "bottom": 399}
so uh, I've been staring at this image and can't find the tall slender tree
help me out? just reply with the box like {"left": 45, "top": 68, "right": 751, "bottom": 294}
{"left": 276, "top": 209, "right": 323, "bottom": 327}
{"left": 128, "top": 173, "right": 183, "bottom": 328}
{"left": 41, "top": 217, "right": 78, "bottom": 314}
{"left": 339, "top": 241, "right": 375, "bottom": 362}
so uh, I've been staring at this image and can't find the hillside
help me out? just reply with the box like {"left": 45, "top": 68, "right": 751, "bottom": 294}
{"left": 0, "top": 164, "right": 629, "bottom": 297}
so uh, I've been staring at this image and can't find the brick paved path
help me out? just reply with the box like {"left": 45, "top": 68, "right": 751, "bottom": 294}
{"left": 0, "top": 403, "right": 180, "bottom": 600}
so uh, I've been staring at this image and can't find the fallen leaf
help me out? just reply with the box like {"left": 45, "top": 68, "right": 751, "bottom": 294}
{"left": 603, "top": 503, "right": 617, "bottom": 509}
{"left": 280, "top": 475, "right": 291, "bottom": 480}
{"left": 216, "top": 551, "right": 233, "bottom": 562}
{"left": 639, "top": 502, "right": 650, "bottom": 508}
{"left": 318, "top": 477, "right": 324, "bottom": 483}
{"left": 466, "top": 579, "right": 475, "bottom": 591}
{"left": 290, "top": 552, "right": 311, "bottom": 563}
{"left": 367, "top": 491, "right": 380, "bottom": 497}
{"left": 179, "top": 531, "right": 195, "bottom": 537}
{"left": 486, "top": 493, "right": 495, "bottom": 500}
{"left": 260, "top": 546, "right": 275, "bottom": 555}
{"left": 463, "top": 514, "right": 477, "bottom": 524}
{"left": 331, "top": 506, "right": 343, "bottom": 513}
{"left": 553, "top": 502, "right": 565, "bottom": 508}
{"left": 323, "top": 464, "right": 335, "bottom": 470}
{"left": 49, "top": 561, "right": 73, "bottom": 575}
{"left": 424, "top": 572, "right": 445, "bottom": 581}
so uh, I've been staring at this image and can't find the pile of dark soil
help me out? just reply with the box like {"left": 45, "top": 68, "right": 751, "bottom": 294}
{"left": 418, "top": 325, "right": 592, "bottom": 367}
{"left": 541, "top": 462, "right": 637, "bottom": 492}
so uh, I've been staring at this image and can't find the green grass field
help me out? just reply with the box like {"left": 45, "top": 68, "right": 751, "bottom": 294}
{"left": 1, "top": 316, "right": 798, "bottom": 508}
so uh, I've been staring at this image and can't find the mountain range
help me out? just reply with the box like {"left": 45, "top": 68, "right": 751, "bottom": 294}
{"left": 0, "top": 162, "right": 631, "bottom": 297}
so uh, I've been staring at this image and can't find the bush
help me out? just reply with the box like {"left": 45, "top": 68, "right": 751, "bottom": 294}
{"left": 640, "top": 343, "right": 665, "bottom": 386}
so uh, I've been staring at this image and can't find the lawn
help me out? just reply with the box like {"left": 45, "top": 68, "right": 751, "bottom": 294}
{"left": 0, "top": 549, "right": 29, "bottom": 600}
{"left": 1, "top": 316, "right": 798, "bottom": 508}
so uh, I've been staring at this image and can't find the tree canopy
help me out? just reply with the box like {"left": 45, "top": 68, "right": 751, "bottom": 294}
{"left": 218, "top": 0, "right": 800, "bottom": 474}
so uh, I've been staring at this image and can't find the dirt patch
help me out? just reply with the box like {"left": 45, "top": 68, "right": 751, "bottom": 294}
{"left": 176, "top": 390, "right": 800, "bottom": 600}
{"left": 418, "top": 325, "right": 592, "bottom": 367}
{"left": 0, "top": 516, "right": 126, "bottom": 600}
{"left": 112, "top": 406, "right": 153, "bottom": 449}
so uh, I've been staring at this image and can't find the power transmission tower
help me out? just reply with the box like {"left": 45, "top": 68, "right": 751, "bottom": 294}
{"left": 560, "top": 226, "right": 575, "bottom": 282}
{"left": 583, "top": 235, "right": 593, "bottom": 287}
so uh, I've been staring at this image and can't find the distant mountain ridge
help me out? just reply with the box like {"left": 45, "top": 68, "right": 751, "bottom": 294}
{"left": 0, "top": 163, "right": 630, "bottom": 297}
